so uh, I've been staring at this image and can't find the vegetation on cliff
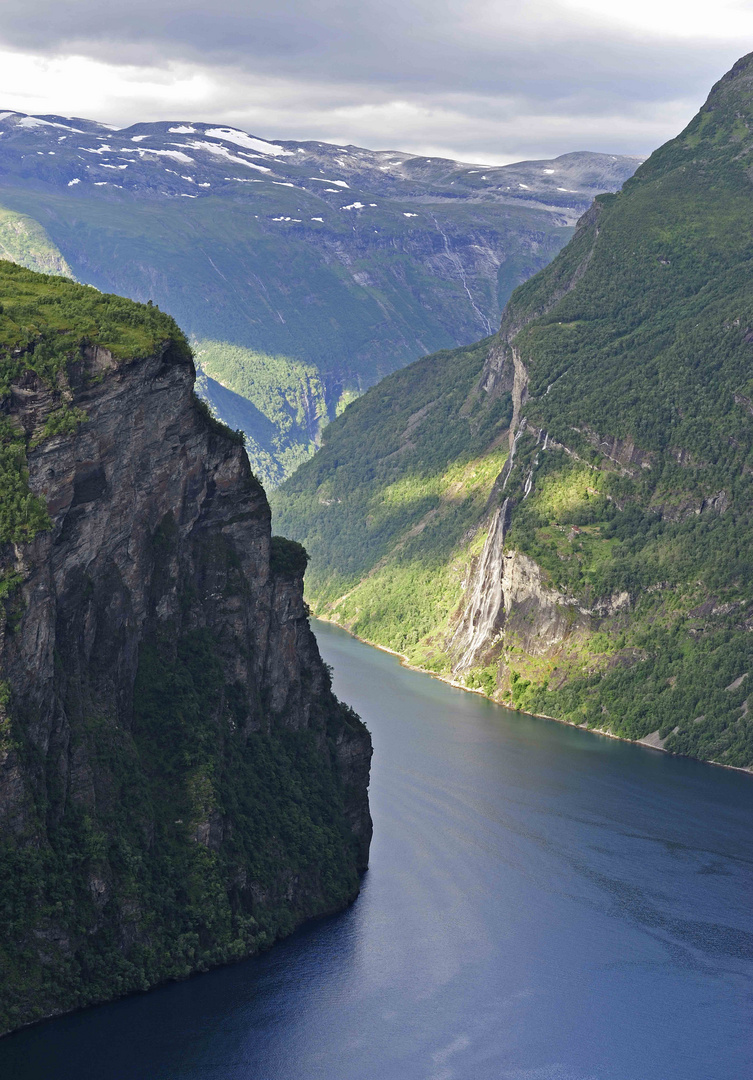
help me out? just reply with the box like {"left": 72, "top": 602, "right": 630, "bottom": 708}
{"left": 0, "top": 622, "right": 365, "bottom": 1034}
{"left": 273, "top": 54, "right": 753, "bottom": 769}
{"left": 273, "top": 337, "right": 509, "bottom": 655}
{"left": 0, "top": 259, "right": 190, "bottom": 546}
{"left": 0, "top": 259, "right": 189, "bottom": 377}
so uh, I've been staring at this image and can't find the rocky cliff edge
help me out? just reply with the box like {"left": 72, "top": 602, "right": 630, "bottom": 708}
{"left": 0, "top": 282, "right": 371, "bottom": 1034}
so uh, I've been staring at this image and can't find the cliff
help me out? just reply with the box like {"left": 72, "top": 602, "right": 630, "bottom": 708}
{"left": 273, "top": 53, "right": 753, "bottom": 770}
{"left": 0, "top": 261, "right": 371, "bottom": 1035}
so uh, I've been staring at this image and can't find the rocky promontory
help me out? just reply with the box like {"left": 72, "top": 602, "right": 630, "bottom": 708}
{"left": 0, "top": 261, "right": 372, "bottom": 1034}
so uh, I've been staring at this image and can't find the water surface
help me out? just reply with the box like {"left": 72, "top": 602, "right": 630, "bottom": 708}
{"left": 2, "top": 620, "right": 752, "bottom": 1079}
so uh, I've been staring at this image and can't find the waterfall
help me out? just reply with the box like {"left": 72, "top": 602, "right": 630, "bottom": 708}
{"left": 451, "top": 426, "right": 551, "bottom": 671}
{"left": 523, "top": 429, "right": 547, "bottom": 500}
{"left": 452, "top": 498, "right": 511, "bottom": 671}
{"left": 498, "top": 418, "right": 527, "bottom": 491}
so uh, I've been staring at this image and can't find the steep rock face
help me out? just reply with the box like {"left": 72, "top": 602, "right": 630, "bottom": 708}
{"left": 450, "top": 516, "right": 630, "bottom": 680}
{"left": 0, "top": 331, "right": 371, "bottom": 1034}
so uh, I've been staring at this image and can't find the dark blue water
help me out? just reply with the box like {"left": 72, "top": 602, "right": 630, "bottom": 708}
{"left": 2, "top": 620, "right": 752, "bottom": 1080}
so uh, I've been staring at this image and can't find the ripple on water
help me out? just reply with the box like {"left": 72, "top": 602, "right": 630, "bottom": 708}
{"left": 1, "top": 619, "right": 751, "bottom": 1080}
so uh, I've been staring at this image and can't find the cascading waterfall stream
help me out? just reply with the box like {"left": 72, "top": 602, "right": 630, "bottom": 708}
{"left": 453, "top": 427, "right": 550, "bottom": 671}
{"left": 430, "top": 214, "right": 494, "bottom": 336}
{"left": 523, "top": 430, "right": 547, "bottom": 499}
{"left": 451, "top": 419, "right": 525, "bottom": 672}
{"left": 451, "top": 497, "right": 511, "bottom": 671}
{"left": 497, "top": 418, "right": 527, "bottom": 490}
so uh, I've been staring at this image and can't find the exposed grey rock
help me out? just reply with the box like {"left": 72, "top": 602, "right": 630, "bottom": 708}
{"left": 0, "top": 337, "right": 371, "bottom": 1031}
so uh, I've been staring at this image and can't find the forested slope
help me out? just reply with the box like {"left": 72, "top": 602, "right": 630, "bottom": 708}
{"left": 273, "top": 53, "right": 753, "bottom": 769}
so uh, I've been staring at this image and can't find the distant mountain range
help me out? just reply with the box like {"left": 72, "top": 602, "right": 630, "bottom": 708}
{"left": 0, "top": 110, "right": 641, "bottom": 482}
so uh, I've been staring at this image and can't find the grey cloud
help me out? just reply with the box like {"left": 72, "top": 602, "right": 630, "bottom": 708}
{"left": 0, "top": 0, "right": 746, "bottom": 159}
{"left": 0, "top": 1, "right": 736, "bottom": 95}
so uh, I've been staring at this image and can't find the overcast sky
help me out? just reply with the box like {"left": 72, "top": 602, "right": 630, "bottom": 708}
{"left": 0, "top": 1, "right": 750, "bottom": 163}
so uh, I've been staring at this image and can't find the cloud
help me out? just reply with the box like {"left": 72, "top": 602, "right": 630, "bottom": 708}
{"left": 0, "top": 0, "right": 749, "bottom": 161}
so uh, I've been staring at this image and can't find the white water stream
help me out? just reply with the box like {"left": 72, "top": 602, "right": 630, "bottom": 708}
{"left": 451, "top": 498, "right": 510, "bottom": 671}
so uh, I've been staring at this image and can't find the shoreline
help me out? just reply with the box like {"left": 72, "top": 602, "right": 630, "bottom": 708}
{"left": 312, "top": 613, "right": 753, "bottom": 778}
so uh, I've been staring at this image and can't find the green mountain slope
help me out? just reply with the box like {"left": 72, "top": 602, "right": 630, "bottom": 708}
{"left": 0, "top": 204, "right": 73, "bottom": 278}
{"left": 273, "top": 53, "right": 753, "bottom": 770}
{"left": 274, "top": 337, "right": 508, "bottom": 647}
{"left": 0, "top": 114, "right": 639, "bottom": 484}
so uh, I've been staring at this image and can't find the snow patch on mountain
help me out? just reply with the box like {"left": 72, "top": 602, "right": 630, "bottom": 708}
{"left": 204, "top": 128, "right": 292, "bottom": 156}
{"left": 309, "top": 177, "right": 349, "bottom": 188}
{"left": 183, "top": 141, "right": 271, "bottom": 170}
{"left": 17, "top": 116, "right": 84, "bottom": 133}
{"left": 138, "top": 148, "right": 194, "bottom": 164}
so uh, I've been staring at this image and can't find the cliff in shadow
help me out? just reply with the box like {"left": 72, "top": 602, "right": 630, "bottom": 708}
{"left": 0, "top": 261, "right": 371, "bottom": 1035}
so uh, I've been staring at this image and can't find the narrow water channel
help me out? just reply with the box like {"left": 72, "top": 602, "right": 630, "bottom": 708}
{"left": 2, "top": 619, "right": 752, "bottom": 1079}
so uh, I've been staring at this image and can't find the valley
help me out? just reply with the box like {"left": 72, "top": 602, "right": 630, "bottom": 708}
{"left": 0, "top": 112, "right": 639, "bottom": 483}
{"left": 0, "top": 7, "right": 751, "bottom": 1078}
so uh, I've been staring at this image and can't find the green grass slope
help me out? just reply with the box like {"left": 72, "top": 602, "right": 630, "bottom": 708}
{"left": 273, "top": 53, "right": 753, "bottom": 769}
{"left": 273, "top": 337, "right": 510, "bottom": 653}
{"left": 0, "top": 205, "right": 74, "bottom": 279}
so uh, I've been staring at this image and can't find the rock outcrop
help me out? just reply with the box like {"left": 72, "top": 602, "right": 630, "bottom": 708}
{"left": 0, "top": 304, "right": 371, "bottom": 1034}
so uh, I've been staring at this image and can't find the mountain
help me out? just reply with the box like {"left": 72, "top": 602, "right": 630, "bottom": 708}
{"left": 0, "top": 259, "right": 371, "bottom": 1035}
{"left": 0, "top": 110, "right": 640, "bottom": 483}
{"left": 272, "top": 53, "right": 753, "bottom": 770}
